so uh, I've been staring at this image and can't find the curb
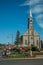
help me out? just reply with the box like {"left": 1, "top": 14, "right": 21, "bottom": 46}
{"left": 3, "top": 57, "right": 43, "bottom": 60}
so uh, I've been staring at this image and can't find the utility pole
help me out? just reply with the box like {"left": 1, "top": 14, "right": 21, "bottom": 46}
{"left": 12, "top": 33, "right": 13, "bottom": 45}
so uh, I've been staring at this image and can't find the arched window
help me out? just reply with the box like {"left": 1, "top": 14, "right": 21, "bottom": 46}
{"left": 25, "top": 40, "right": 27, "bottom": 45}
{"left": 37, "top": 40, "right": 38, "bottom": 46}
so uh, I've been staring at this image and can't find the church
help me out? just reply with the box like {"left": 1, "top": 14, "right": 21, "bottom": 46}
{"left": 20, "top": 10, "right": 41, "bottom": 49}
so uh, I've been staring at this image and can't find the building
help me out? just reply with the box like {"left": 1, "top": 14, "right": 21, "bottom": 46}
{"left": 22, "top": 10, "right": 41, "bottom": 49}
{"left": 41, "top": 40, "right": 43, "bottom": 49}
{"left": 6, "top": 43, "right": 12, "bottom": 50}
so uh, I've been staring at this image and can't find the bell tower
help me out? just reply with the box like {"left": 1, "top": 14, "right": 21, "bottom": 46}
{"left": 28, "top": 9, "right": 34, "bottom": 46}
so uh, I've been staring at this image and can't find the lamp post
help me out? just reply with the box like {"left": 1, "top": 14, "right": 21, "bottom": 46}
{"left": 29, "top": 40, "right": 32, "bottom": 56}
{"left": 12, "top": 33, "right": 13, "bottom": 45}
{"left": 28, "top": 17, "right": 33, "bottom": 56}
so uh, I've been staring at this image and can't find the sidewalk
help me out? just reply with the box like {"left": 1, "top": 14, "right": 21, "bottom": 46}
{"left": 36, "top": 55, "right": 43, "bottom": 59}
{"left": 3, "top": 55, "right": 43, "bottom": 60}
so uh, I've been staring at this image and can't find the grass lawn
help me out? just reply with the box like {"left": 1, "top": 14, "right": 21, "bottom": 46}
{"left": 33, "top": 51, "right": 43, "bottom": 55}
{"left": 7, "top": 51, "right": 43, "bottom": 58}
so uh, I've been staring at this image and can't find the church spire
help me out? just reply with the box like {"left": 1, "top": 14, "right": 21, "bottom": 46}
{"left": 30, "top": 9, "right": 32, "bottom": 17}
{"left": 29, "top": 9, "right": 32, "bottom": 21}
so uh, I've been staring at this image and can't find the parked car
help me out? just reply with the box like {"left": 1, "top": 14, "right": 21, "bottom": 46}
{"left": 2, "top": 49, "right": 11, "bottom": 56}
{"left": 2, "top": 50, "right": 6, "bottom": 56}
{"left": 6, "top": 50, "right": 11, "bottom": 55}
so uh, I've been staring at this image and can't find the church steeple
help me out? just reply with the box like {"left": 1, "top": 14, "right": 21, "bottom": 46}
{"left": 28, "top": 9, "right": 34, "bottom": 46}
{"left": 29, "top": 9, "right": 32, "bottom": 21}
{"left": 28, "top": 9, "right": 33, "bottom": 29}
{"left": 30, "top": 9, "right": 32, "bottom": 17}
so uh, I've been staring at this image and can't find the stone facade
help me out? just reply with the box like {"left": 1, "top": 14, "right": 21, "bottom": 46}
{"left": 22, "top": 30, "right": 40, "bottom": 48}
{"left": 22, "top": 10, "right": 41, "bottom": 49}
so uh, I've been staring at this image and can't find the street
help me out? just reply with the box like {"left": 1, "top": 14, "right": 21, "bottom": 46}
{"left": 0, "top": 50, "right": 43, "bottom": 65}
{"left": 0, "top": 59, "right": 43, "bottom": 65}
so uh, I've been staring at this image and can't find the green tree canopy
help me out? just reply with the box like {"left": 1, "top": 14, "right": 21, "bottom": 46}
{"left": 15, "top": 30, "right": 21, "bottom": 45}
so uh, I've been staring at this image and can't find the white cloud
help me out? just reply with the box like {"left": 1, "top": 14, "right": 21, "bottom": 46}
{"left": 36, "top": 14, "right": 43, "bottom": 20}
{"left": 26, "top": 5, "right": 43, "bottom": 15}
{"left": 20, "top": 0, "right": 40, "bottom": 6}
{"left": 32, "top": 5, "right": 43, "bottom": 14}
{"left": 31, "top": 4, "right": 43, "bottom": 28}
{"left": 38, "top": 23, "right": 43, "bottom": 28}
{"left": 20, "top": 0, "right": 43, "bottom": 28}
{"left": 36, "top": 14, "right": 43, "bottom": 28}
{"left": 20, "top": 0, "right": 30, "bottom": 6}
{"left": 29, "top": 0, "right": 40, "bottom": 6}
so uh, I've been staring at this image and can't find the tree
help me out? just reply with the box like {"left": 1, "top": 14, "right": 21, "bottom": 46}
{"left": 15, "top": 30, "right": 21, "bottom": 45}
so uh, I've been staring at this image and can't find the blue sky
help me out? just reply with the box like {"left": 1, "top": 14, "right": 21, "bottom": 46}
{"left": 0, "top": 0, "right": 43, "bottom": 44}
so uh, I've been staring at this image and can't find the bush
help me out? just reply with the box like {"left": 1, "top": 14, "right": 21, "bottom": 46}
{"left": 7, "top": 53, "right": 26, "bottom": 58}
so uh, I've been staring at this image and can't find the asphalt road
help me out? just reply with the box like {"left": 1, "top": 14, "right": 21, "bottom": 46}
{"left": 0, "top": 50, "right": 43, "bottom": 65}
{"left": 0, "top": 59, "right": 43, "bottom": 65}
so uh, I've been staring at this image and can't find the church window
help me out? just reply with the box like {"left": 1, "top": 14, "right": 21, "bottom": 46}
{"left": 37, "top": 40, "right": 38, "bottom": 46}
{"left": 30, "top": 20, "right": 32, "bottom": 22}
{"left": 25, "top": 40, "right": 27, "bottom": 45}
{"left": 31, "top": 36, "right": 33, "bottom": 40}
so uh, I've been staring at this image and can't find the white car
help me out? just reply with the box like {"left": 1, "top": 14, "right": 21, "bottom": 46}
{"left": 6, "top": 50, "right": 11, "bottom": 55}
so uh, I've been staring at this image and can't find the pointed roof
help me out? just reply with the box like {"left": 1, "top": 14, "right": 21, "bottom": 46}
{"left": 30, "top": 9, "right": 32, "bottom": 17}
{"left": 23, "top": 30, "right": 40, "bottom": 36}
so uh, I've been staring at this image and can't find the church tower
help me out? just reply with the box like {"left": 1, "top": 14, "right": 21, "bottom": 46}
{"left": 28, "top": 9, "right": 34, "bottom": 46}
{"left": 22, "top": 9, "right": 40, "bottom": 49}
